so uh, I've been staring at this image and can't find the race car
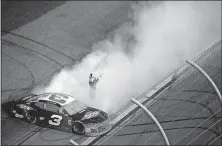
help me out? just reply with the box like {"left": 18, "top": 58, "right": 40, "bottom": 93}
{"left": 2, "top": 93, "right": 108, "bottom": 135}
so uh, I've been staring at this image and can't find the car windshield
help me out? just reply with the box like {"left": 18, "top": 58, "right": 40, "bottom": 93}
{"left": 62, "top": 100, "right": 88, "bottom": 115}
{"left": 22, "top": 94, "right": 39, "bottom": 102}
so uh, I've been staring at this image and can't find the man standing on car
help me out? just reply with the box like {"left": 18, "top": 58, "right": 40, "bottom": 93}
{"left": 89, "top": 72, "right": 99, "bottom": 99}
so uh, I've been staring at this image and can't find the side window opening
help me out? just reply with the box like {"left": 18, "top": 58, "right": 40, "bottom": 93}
{"left": 45, "top": 103, "right": 60, "bottom": 113}
{"left": 34, "top": 102, "right": 44, "bottom": 110}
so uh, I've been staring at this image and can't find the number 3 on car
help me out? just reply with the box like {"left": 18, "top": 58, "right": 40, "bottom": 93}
{"left": 49, "top": 94, "right": 68, "bottom": 104}
{"left": 49, "top": 115, "right": 63, "bottom": 126}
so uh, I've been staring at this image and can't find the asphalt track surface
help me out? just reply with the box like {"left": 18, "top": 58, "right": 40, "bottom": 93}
{"left": 1, "top": 1, "right": 221, "bottom": 145}
{"left": 94, "top": 41, "right": 222, "bottom": 145}
{"left": 1, "top": 1, "right": 67, "bottom": 35}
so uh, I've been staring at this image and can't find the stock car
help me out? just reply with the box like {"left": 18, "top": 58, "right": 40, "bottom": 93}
{"left": 3, "top": 93, "right": 108, "bottom": 135}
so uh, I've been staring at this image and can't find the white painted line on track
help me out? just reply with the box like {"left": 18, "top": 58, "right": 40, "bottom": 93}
{"left": 69, "top": 139, "right": 79, "bottom": 145}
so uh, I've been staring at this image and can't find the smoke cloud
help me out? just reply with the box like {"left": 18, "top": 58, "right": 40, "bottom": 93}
{"left": 32, "top": 1, "right": 221, "bottom": 114}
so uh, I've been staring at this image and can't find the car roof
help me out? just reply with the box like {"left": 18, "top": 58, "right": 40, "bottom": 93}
{"left": 35, "top": 93, "right": 75, "bottom": 106}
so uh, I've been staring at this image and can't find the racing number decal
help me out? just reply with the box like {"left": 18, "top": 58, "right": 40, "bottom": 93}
{"left": 49, "top": 115, "right": 63, "bottom": 126}
{"left": 49, "top": 94, "right": 68, "bottom": 104}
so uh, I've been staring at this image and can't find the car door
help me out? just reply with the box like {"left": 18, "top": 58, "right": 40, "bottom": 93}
{"left": 43, "top": 102, "right": 71, "bottom": 132}
{"left": 32, "top": 101, "right": 48, "bottom": 126}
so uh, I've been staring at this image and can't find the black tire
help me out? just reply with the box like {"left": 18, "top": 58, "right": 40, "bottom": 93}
{"left": 72, "top": 121, "right": 85, "bottom": 135}
{"left": 25, "top": 111, "right": 37, "bottom": 124}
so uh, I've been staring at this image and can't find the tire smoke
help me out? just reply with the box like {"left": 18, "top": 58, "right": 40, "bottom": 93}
{"left": 32, "top": 1, "right": 221, "bottom": 114}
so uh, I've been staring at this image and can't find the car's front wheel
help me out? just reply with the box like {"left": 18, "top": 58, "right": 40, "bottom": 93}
{"left": 72, "top": 121, "right": 85, "bottom": 135}
{"left": 25, "top": 111, "right": 37, "bottom": 124}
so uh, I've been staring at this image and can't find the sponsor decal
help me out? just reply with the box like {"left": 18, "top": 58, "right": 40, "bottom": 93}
{"left": 82, "top": 111, "right": 99, "bottom": 120}
{"left": 39, "top": 117, "right": 45, "bottom": 120}
{"left": 85, "top": 127, "right": 91, "bottom": 133}
{"left": 68, "top": 119, "right": 72, "bottom": 125}
{"left": 79, "top": 110, "right": 85, "bottom": 113}
{"left": 19, "top": 104, "right": 31, "bottom": 110}
{"left": 15, "top": 113, "right": 24, "bottom": 118}
{"left": 88, "top": 123, "right": 98, "bottom": 130}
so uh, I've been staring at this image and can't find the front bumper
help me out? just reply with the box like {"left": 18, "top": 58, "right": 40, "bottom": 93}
{"left": 83, "top": 119, "right": 112, "bottom": 136}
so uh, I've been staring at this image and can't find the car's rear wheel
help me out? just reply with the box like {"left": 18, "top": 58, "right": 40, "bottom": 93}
{"left": 72, "top": 121, "right": 85, "bottom": 135}
{"left": 25, "top": 111, "right": 37, "bottom": 124}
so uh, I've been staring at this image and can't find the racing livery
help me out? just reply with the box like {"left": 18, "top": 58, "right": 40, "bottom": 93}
{"left": 3, "top": 93, "right": 108, "bottom": 135}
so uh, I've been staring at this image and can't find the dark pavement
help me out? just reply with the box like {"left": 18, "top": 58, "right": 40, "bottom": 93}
{"left": 1, "top": 1, "right": 67, "bottom": 35}
{"left": 94, "top": 41, "right": 222, "bottom": 145}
